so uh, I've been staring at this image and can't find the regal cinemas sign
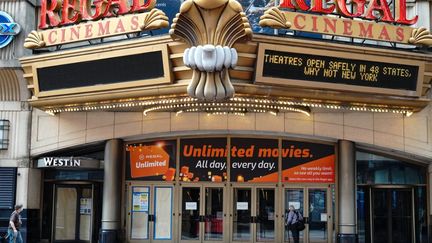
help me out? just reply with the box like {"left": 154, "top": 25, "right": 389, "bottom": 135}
{"left": 24, "top": 0, "right": 431, "bottom": 49}
{"left": 24, "top": 0, "right": 169, "bottom": 49}
{"left": 260, "top": 0, "right": 432, "bottom": 46}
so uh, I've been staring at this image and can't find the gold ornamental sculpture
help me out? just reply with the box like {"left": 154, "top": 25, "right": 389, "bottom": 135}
{"left": 170, "top": 0, "right": 253, "bottom": 101}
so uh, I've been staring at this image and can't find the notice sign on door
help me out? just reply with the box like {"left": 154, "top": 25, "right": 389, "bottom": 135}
{"left": 127, "top": 140, "right": 177, "bottom": 181}
{"left": 185, "top": 202, "right": 197, "bottom": 210}
{"left": 282, "top": 141, "right": 335, "bottom": 183}
{"left": 80, "top": 198, "right": 92, "bottom": 215}
{"left": 237, "top": 202, "right": 249, "bottom": 210}
{"left": 132, "top": 192, "right": 149, "bottom": 212}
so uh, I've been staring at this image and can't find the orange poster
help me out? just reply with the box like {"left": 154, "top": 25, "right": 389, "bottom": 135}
{"left": 129, "top": 145, "right": 170, "bottom": 179}
{"left": 282, "top": 155, "right": 335, "bottom": 183}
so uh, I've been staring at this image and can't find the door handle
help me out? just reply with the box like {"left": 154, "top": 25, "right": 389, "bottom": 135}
{"left": 148, "top": 215, "right": 155, "bottom": 222}
{"left": 199, "top": 216, "right": 205, "bottom": 222}
{"left": 250, "top": 216, "right": 257, "bottom": 223}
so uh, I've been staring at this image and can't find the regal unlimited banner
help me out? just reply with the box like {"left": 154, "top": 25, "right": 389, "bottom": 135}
{"left": 127, "top": 140, "right": 176, "bottom": 181}
{"left": 230, "top": 138, "right": 279, "bottom": 183}
{"left": 180, "top": 138, "right": 227, "bottom": 182}
{"left": 282, "top": 140, "right": 335, "bottom": 183}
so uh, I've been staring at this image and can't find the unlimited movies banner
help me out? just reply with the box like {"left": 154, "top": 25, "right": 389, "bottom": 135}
{"left": 127, "top": 138, "right": 335, "bottom": 183}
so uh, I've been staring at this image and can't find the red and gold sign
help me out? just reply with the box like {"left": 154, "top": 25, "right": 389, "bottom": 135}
{"left": 260, "top": 2, "right": 432, "bottom": 47}
{"left": 38, "top": 0, "right": 157, "bottom": 29}
{"left": 24, "top": 0, "right": 169, "bottom": 49}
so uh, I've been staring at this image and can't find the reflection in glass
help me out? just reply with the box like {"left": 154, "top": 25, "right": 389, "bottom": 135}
{"left": 308, "top": 189, "right": 327, "bottom": 243}
{"left": 233, "top": 188, "right": 251, "bottom": 241}
{"left": 357, "top": 187, "right": 370, "bottom": 243}
{"left": 256, "top": 188, "right": 275, "bottom": 241}
{"left": 356, "top": 151, "right": 426, "bottom": 184}
{"left": 284, "top": 189, "right": 304, "bottom": 242}
{"left": 238, "top": 0, "right": 276, "bottom": 34}
{"left": 415, "top": 187, "right": 428, "bottom": 243}
{"left": 181, "top": 187, "right": 200, "bottom": 240}
{"left": 205, "top": 188, "right": 223, "bottom": 241}
{"left": 372, "top": 189, "right": 413, "bottom": 243}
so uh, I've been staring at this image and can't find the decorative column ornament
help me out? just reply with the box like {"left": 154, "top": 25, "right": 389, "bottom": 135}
{"left": 170, "top": 0, "right": 252, "bottom": 101}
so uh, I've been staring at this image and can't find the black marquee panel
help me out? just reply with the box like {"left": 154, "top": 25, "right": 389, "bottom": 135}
{"left": 37, "top": 51, "right": 165, "bottom": 92}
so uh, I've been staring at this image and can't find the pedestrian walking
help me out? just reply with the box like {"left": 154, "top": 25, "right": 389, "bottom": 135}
{"left": 6, "top": 204, "right": 23, "bottom": 243}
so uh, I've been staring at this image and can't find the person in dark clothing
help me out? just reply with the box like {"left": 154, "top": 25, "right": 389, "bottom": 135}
{"left": 6, "top": 204, "right": 23, "bottom": 243}
{"left": 285, "top": 205, "right": 302, "bottom": 243}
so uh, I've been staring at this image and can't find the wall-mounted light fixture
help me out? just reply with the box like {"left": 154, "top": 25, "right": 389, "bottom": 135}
{"left": 0, "top": 120, "right": 10, "bottom": 150}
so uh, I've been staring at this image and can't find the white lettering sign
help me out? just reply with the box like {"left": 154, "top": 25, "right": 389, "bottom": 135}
{"left": 43, "top": 157, "right": 81, "bottom": 167}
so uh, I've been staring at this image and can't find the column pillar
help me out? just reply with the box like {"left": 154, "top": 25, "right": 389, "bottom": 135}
{"left": 337, "top": 140, "right": 358, "bottom": 243}
{"left": 428, "top": 164, "right": 432, "bottom": 243}
{"left": 100, "top": 139, "right": 123, "bottom": 243}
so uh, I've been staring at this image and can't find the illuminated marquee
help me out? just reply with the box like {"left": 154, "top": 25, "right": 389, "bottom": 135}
{"left": 280, "top": 0, "right": 417, "bottom": 25}
{"left": 260, "top": 0, "right": 432, "bottom": 47}
{"left": 24, "top": 0, "right": 168, "bottom": 49}
{"left": 38, "top": 0, "right": 156, "bottom": 29}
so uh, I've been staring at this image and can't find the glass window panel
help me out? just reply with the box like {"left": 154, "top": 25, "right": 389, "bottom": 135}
{"left": 131, "top": 187, "right": 150, "bottom": 239}
{"left": 55, "top": 187, "right": 77, "bottom": 240}
{"left": 415, "top": 187, "right": 428, "bottom": 243}
{"left": 233, "top": 188, "right": 251, "bottom": 241}
{"left": 79, "top": 188, "right": 92, "bottom": 240}
{"left": 256, "top": 188, "right": 275, "bottom": 241}
{"left": 79, "top": 215, "right": 91, "bottom": 240}
{"left": 154, "top": 187, "right": 173, "bottom": 240}
{"left": 204, "top": 188, "right": 224, "bottom": 241}
{"left": 308, "top": 189, "right": 327, "bottom": 242}
{"left": 356, "top": 151, "right": 427, "bottom": 185}
{"left": 284, "top": 189, "right": 304, "bottom": 243}
{"left": 181, "top": 187, "right": 200, "bottom": 240}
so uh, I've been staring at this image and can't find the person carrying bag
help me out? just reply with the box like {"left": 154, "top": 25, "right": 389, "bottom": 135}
{"left": 285, "top": 205, "right": 305, "bottom": 243}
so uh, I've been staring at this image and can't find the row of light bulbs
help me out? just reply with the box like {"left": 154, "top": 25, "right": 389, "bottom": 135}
{"left": 44, "top": 96, "right": 414, "bottom": 117}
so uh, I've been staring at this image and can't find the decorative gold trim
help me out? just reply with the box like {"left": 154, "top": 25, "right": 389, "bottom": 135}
{"left": 140, "top": 8, "right": 170, "bottom": 31}
{"left": 24, "top": 11, "right": 169, "bottom": 49}
{"left": 170, "top": 0, "right": 252, "bottom": 101}
{"left": 23, "top": 31, "right": 46, "bottom": 49}
{"left": 259, "top": 7, "right": 291, "bottom": 29}
{"left": 409, "top": 27, "right": 432, "bottom": 47}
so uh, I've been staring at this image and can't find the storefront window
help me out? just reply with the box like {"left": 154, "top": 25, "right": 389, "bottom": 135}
{"left": 356, "top": 151, "right": 426, "bottom": 185}
{"left": 356, "top": 151, "right": 428, "bottom": 243}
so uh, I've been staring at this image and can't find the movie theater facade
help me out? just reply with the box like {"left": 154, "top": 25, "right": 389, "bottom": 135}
{"left": 19, "top": 0, "right": 432, "bottom": 243}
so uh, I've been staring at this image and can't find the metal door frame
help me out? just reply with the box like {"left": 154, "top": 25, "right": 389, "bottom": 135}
{"left": 178, "top": 183, "right": 228, "bottom": 243}
{"left": 370, "top": 186, "right": 415, "bottom": 243}
{"left": 230, "top": 184, "right": 278, "bottom": 243}
{"left": 282, "top": 185, "right": 333, "bottom": 243}
{"left": 126, "top": 182, "right": 175, "bottom": 243}
{"left": 52, "top": 183, "right": 94, "bottom": 243}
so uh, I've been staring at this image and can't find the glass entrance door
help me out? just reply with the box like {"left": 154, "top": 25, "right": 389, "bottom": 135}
{"left": 127, "top": 184, "right": 174, "bottom": 243}
{"left": 372, "top": 188, "right": 414, "bottom": 243}
{"left": 180, "top": 185, "right": 226, "bottom": 243}
{"left": 53, "top": 185, "right": 94, "bottom": 243}
{"left": 231, "top": 186, "right": 276, "bottom": 243}
{"left": 284, "top": 187, "right": 332, "bottom": 243}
